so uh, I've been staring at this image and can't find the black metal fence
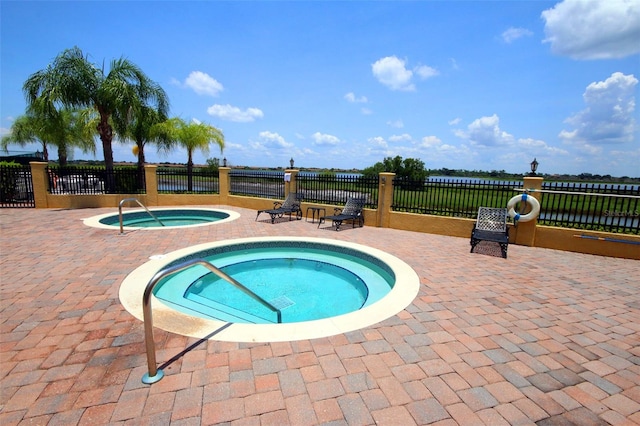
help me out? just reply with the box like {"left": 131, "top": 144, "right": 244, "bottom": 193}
{"left": 539, "top": 182, "right": 639, "bottom": 234}
{"left": 229, "top": 171, "right": 285, "bottom": 198}
{"left": 0, "top": 165, "right": 35, "bottom": 208}
{"left": 47, "top": 166, "right": 145, "bottom": 194}
{"left": 392, "top": 177, "right": 522, "bottom": 218}
{"left": 157, "top": 168, "right": 219, "bottom": 193}
{"left": 297, "top": 173, "right": 379, "bottom": 208}
{"left": 4, "top": 164, "right": 639, "bottom": 234}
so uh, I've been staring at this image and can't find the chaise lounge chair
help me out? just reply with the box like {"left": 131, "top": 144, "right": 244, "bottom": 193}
{"left": 318, "top": 197, "right": 366, "bottom": 231}
{"left": 256, "top": 192, "right": 303, "bottom": 223}
{"left": 470, "top": 207, "right": 509, "bottom": 258}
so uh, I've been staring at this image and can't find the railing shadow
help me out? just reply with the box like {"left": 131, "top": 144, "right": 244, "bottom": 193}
{"left": 157, "top": 322, "right": 233, "bottom": 371}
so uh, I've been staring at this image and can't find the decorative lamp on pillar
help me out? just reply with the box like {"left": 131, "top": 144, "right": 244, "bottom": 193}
{"left": 530, "top": 158, "right": 539, "bottom": 176}
{"left": 223, "top": 157, "right": 227, "bottom": 167}
{"left": 290, "top": 157, "right": 294, "bottom": 168}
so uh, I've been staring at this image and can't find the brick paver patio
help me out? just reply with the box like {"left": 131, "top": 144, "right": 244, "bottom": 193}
{"left": 1, "top": 206, "right": 638, "bottom": 425}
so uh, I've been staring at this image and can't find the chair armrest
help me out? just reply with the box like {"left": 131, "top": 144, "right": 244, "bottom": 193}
{"left": 333, "top": 208, "right": 343, "bottom": 214}
{"left": 273, "top": 202, "right": 283, "bottom": 208}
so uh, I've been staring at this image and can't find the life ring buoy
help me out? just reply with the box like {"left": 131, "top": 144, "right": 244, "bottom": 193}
{"left": 507, "top": 193, "right": 540, "bottom": 222}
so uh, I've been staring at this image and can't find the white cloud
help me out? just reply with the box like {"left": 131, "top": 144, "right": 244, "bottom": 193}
{"left": 368, "top": 136, "right": 388, "bottom": 149}
{"left": 372, "top": 56, "right": 432, "bottom": 91}
{"left": 258, "top": 131, "right": 293, "bottom": 148}
{"left": 361, "top": 108, "right": 373, "bottom": 115}
{"left": 501, "top": 27, "right": 533, "bottom": 43}
{"left": 184, "top": 71, "right": 224, "bottom": 96}
{"left": 207, "top": 104, "right": 264, "bottom": 122}
{"left": 454, "top": 114, "right": 515, "bottom": 147}
{"left": 518, "top": 138, "right": 570, "bottom": 157}
{"left": 560, "top": 72, "right": 638, "bottom": 144}
{"left": 542, "top": 0, "right": 640, "bottom": 59}
{"left": 420, "top": 136, "right": 442, "bottom": 148}
{"left": 414, "top": 65, "right": 439, "bottom": 79}
{"left": 387, "top": 120, "right": 404, "bottom": 128}
{"left": 448, "top": 117, "right": 461, "bottom": 126}
{"left": 311, "top": 132, "right": 340, "bottom": 146}
{"left": 344, "top": 92, "right": 368, "bottom": 103}
{"left": 389, "top": 133, "right": 413, "bottom": 143}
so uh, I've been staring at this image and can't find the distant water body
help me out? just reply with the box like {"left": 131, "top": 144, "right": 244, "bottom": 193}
{"left": 234, "top": 171, "right": 639, "bottom": 189}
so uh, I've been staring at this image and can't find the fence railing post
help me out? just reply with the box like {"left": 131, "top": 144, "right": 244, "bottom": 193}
{"left": 29, "top": 162, "right": 49, "bottom": 208}
{"left": 514, "top": 176, "right": 544, "bottom": 246}
{"left": 378, "top": 172, "right": 395, "bottom": 228}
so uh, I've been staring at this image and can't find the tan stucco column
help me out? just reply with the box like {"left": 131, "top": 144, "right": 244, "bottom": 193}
{"left": 144, "top": 165, "right": 158, "bottom": 206}
{"left": 378, "top": 172, "right": 395, "bottom": 228}
{"left": 218, "top": 166, "right": 230, "bottom": 204}
{"left": 513, "top": 176, "right": 544, "bottom": 246}
{"left": 30, "top": 162, "right": 49, "bottom": 208}
{"left": 285, "top": 169, "right": 298, "bottom": 196}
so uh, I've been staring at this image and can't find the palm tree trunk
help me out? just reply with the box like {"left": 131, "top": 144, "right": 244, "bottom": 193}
{"left": 97, "top": 113, "right": 115, "bottom": 192}
{"left": 137, "top": 143, "right": 145, "bottom": 191}
{"left": 57, "top": 145, "right": 68, "bottom": 167}
{"left": 187, "top": 151, "right": 194, "bottom": 192}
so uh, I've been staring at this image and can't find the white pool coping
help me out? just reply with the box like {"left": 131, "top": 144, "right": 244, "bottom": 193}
{"left": 83, "top": 207, "right": 240, "bottom": 230}
{"left": 118, "top": 237, "right": 420, "bottom": 342}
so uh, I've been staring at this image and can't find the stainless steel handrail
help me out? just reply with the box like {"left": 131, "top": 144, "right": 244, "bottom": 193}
{"left": 141, "top": 258, "right": 282, "bottom": 384}
{"left": 118, "top": 198, "right": 165, "bottom": 233}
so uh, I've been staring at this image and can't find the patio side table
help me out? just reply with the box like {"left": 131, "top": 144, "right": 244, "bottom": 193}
{"left": 305, "top": 207, "right": 326, "bottom": 223}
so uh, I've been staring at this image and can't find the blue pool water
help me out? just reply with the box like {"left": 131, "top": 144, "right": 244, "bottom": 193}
{"left": 153, "top": 242, "right": 395, "bottom": 324}
{"left": 99, "top": 209, "right": 230, "bottom": 228}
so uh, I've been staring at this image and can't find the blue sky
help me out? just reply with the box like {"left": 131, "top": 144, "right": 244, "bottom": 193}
{"left": 1, "top": 1, "right": 639, "bottom": 177}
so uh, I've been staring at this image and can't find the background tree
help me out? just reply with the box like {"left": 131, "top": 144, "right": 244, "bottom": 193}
{"left": 152, "top": 118, "right": 224, "bottom": 191}
{"left": 1, "top": 104, "right": 96, "bottom": 166}
{"left": 362, "top": 155, "right": 428, "bottom": 189}
{"left": 127, "top": 106, "right": 169, "bottom": 171}
{"left": 23, "top": 46, "right": 168, "bottom": 189}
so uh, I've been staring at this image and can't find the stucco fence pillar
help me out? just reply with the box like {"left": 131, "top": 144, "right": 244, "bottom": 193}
{"left": 30, "top": 162, "right": 49, "bottom": 208}
{"left": 512, "top": 176, "right": 544, "bottom": 247}
{"left": 144, "top": 165, "right": 158, "bottom": 206}
{"left": 377, "top": 172, "right": 395, "bottom": 228}
{"left": 218, "top": 166, "right": 231, "bottom": 204}
{"left": 284, "top": 169, "right": 298, "bottom": 196}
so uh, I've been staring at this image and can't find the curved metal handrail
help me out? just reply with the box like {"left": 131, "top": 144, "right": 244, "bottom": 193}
{"left": 118, "top": 198, "right": 165, "bottom": 234}
{"left": 142, "top": 258, "right": 282, "bottom": 384}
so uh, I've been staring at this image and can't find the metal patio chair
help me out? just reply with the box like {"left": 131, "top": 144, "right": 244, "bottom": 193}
{"left": 470, "top": 207, "right": 510, "bottom": 258}
{"left": 256, "top": 192, "right": 303, "bottom": 223}
{"left": 318, "top": 197, "right": 366, "bottom": 231}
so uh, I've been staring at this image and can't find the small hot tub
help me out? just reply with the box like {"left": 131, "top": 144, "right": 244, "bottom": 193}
{"left": 84, "top": 207, "right": 239, "bottom": 230}
{"left": 119, "top": 237, "right": 420, "bottom": 342}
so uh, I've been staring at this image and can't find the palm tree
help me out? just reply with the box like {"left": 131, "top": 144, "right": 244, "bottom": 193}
{"left": 125, "top": 105, "right": 169, "bottom": 189}
{"left": 1, "top": 104, "right": 96, "bottom": 166}
{"left": 23, "top": 46, "right": 169, "bottom": 189}
{"left": 153, "top": 118, "right": 224, "bottom": 191}
{"left": 1, "top": 113, "right": 50, "bottom": 161}
{"left": 127, "top": 105, "right": 169, "bottom": 170}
